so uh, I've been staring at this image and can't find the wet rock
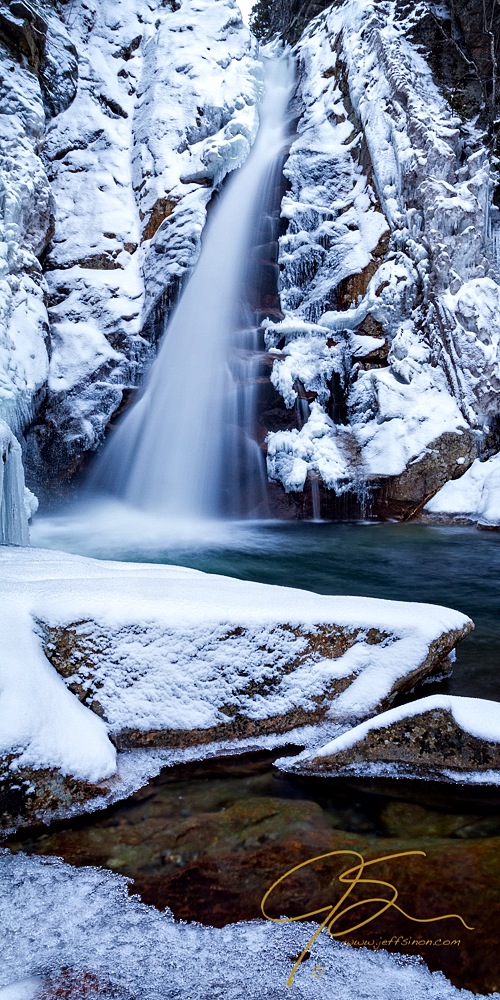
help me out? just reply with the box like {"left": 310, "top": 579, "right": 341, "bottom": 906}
{"left": 0, "top": 756, "right": 112, "bottom": 835}
{"left": 370, "top": 428, "right": 478, "bottom": 521}
{"left": 379, "top": 800, "right": 500, "bottom": 839}
{"left": 141, "top": 196, "right": 178, "bottom": 241}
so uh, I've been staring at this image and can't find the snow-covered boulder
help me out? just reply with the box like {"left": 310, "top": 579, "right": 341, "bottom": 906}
{"left": 282, "top": 695, "right": 500, "bottom": 783}
{"left": 0, "top": 545, "right": 472, "bottom": 828}
{"left": 425, "top": 452, "right": 500, "bottom": 528}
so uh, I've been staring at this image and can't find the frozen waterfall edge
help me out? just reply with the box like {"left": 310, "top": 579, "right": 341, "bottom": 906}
{"left": 0, "top": 421, "right": 37, "bottom": 545}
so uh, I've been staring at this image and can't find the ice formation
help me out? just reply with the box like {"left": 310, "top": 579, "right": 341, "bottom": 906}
{"left": 0, "top": 420, "right": 36, "bottom": 545}
{"left": 0, "top": 851, "right": 497, "bottom": 1000}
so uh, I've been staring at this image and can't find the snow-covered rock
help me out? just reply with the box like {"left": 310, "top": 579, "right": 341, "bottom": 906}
{"left": 265, "top": 0, "right": 500, "bottom": 515}
{"left": 0, "top": 11, "right": 54, "bottom": 443}
{"left": 0, "top": 545, "right": 472, "bottom": 826}
{"left": 425, "top": 452, "right": 500, "bottom": 528}
{"left": 282, "top": 694, "right": 500, "bottom": 784}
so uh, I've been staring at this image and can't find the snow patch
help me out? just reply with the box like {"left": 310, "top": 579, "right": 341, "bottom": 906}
{"left": 300, "top": 694, "right": 500, "bottom": 763}
{"left": 425, "top": 452, "right": 500, "bottom": 526}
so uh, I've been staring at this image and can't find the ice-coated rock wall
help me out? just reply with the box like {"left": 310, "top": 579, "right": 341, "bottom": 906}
{"left": 0, "top": 2, "right": 73, "bottom": 538}
{"left": 265, "top": 0, "right": 500, "bottom": 517}
{"left": 0, "top": 0, "right": 261, "bottom": 504}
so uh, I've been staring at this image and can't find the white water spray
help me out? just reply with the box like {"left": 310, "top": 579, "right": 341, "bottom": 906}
{"left": 91, "top": 54, "right": 295, "bottom": 520}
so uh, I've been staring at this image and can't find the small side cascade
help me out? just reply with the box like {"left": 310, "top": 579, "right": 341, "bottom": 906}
{"left": 89, "top": 53, "right": 296, "bottom": 521}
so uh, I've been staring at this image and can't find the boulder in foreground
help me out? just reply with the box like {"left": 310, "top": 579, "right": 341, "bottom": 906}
{"left": 0, "top": 547, "right": 473, "bottom": 829}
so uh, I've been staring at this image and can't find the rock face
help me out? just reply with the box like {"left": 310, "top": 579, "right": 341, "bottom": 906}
{"left": 263, "top": 0, "right": 500, "bottom": 519}
{"left": 0, "top": 2, "right": 61, "bottom": 527}
{"left": 284, "top": 695, "right": 500, "bottom": 781}
{"left": 0, "top": 0, "right": 261, "bottom": 511}
{"left": 28, "top": 0, "right": 261, "bottom": 489}
{"left": 0, "top": 546, "right": 473, "bottom": 828}
{"left": 257, "top": 0, "right": 500, "bottom": 152}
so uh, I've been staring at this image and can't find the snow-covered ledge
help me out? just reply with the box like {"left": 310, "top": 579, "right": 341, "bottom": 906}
{"left": 0, "top": 546, "right": 472, "bottom": 830}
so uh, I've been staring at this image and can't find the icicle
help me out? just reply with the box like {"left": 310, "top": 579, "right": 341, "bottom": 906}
{"left": 0, "top": 420, "right": 32, "bottom": 545}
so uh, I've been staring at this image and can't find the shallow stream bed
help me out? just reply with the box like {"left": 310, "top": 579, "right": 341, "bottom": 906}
{"left": 6, "top": 750, "right": 500, "bottom": 994}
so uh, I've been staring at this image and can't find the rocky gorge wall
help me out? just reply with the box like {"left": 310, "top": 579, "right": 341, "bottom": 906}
{"left": 0, "top": 0, "right": 261, "bottom": 526}
{"left": 261, "top": 0, "right": 500, "bottom": 519}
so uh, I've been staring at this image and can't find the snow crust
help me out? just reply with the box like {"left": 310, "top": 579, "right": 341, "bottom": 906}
{"left": 425, "top": 452, "right": 500, "bottom": 526}
{"left": 0, "top": 851, "right": 496, "bottom": 1000}
{"left": 0, "top": 545, "right": 471, "bottom": 781}
{"left": 266, "top": 0, "right": 499, "bottom": 497}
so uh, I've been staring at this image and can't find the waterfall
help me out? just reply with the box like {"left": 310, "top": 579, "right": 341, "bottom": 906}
{"left": 90, "top": 53, "right": 295, "bottom": 520}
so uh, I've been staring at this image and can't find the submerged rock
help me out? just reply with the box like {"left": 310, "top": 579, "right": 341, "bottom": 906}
{"left": 283, "top": 695, "right": 500, "bottom": 783}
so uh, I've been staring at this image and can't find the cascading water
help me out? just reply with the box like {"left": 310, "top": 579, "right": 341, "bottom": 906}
{"left": 90, "top": 53, "right": 295, "bottom": 521}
